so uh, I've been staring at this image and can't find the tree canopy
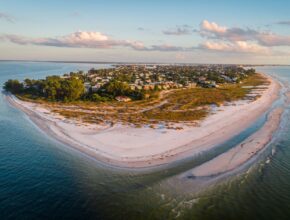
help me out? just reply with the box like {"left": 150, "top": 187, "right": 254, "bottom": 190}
{"left": 4, "top": 80, "right": 23, "bottom": 93}
{"left": 4, "top": 76, "right": 84, "bottom": 102}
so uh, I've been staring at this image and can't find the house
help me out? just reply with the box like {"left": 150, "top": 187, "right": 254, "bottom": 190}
{"left": 115, "top": 96, "right": 132, "bottom": 102}
{"left": 84, "top": 82, "right": 91, "bottom": 93}
{"left": 91, "top": 84, "right": 101, "bottom": 92}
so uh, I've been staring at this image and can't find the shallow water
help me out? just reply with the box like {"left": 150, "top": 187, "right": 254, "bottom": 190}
{"left": 0, "top": 62, "right": 290, "bottom": 220}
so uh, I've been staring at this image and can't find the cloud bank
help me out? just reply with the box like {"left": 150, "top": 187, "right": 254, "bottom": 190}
{"left": 199, "top": 20, "right": 290, "bottom": 47}
{"left": 1, "top": 31, "right": 187, "bottom": 52}
{"left": 199, "top": 41, "right": 270, "bottom": 54}
{"left": 2, "top": 20, "right": 290, "bottom": 56}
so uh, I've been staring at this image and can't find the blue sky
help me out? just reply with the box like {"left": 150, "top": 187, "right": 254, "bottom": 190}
{"left": 1, "top": 0, "right": 290, "bottom": 64}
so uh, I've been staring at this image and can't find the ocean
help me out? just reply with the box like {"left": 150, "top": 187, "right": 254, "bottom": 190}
{"left": 1, "top": 62, "right": 290, "bottom": 220}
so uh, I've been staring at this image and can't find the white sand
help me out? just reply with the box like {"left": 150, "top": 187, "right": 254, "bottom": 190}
{"left": 190, "top": 108, "right": 283, "bottom": 177}
{"left": 6, "top": 74, "right": 281, "bottom": 168}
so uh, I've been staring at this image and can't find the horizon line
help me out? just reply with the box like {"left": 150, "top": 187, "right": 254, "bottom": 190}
{"left": 0, "top": 59, "right": 289, "bottom": 66}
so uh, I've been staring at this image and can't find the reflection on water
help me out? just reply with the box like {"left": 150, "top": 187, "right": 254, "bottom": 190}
{"left": 0, "top": 63, "right": 290, "bottom": 219}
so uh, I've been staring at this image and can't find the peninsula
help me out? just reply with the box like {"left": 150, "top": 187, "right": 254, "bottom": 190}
{"left": 4, "top": 64, "right": 282, "bottom": 169}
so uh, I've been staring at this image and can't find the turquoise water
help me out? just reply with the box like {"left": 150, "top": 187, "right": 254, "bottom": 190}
{"left": 0, "top": 62, "right": 290, "bottom": 220}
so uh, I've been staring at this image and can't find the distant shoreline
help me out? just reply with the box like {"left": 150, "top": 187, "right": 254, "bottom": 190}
{"left": 5, "top": 73, "right": 283, "bottom": 170}
{"left": 1, "top": 60, "right": 290, "bottom": 66}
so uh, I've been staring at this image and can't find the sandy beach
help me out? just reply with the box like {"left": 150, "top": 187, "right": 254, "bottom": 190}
{"left": 5, "top": 74, "right": 282, "bottom": 169}
{"left": 190, "top": 107, "right": 283, "bottom": 177}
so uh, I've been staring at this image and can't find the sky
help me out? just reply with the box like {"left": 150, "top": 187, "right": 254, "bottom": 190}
{"left": 1, "top": 0, "right": 290, "bottom": 64}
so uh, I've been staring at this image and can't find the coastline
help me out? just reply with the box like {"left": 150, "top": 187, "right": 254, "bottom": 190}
{"left": 5, "top": 73, "right": 282, "bottom": 169}
{"left": 190, "top": 107, "right": 283, "bottom": 177}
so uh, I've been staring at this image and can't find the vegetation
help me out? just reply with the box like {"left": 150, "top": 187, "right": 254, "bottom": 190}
{"left": 4, "top": 79, "right": 23, "bottom": 93}
{"left": 4, "top": 75, "right": 148, "bottom": 103}
{"left": 4, "top": 76, "right": 85, "bottom": 102}
{"left": 97, "top": 80, "right": 146, "bottom": 100}
{"left": 3, "top": 65, "right": 268, "bottom": 129}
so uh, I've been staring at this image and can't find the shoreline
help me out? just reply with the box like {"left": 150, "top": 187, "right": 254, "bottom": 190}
{"left": 5, "top": 73, "right": 282, "bottom": 169}
{"left": 190, "top": 107, "right": 283, "bottom": 177}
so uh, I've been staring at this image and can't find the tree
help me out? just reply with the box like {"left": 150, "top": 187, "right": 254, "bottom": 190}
{"left": 245, "top": 68, "right": 256, "bottom": 75}
{"left": 102, "top": 80, "right": 131, "bottom": 97}
{"left": 4, "top": 79, "right": 23, "bottom": 93}
{"left": 43, "top": 76, "right": 62, "bottom": 100}
{"left": 59, "top": 77, "right": 85, "bottom": 101}
{"left": 91, "top": 94, "right": 109, "bottom": 102}
{"left": 23, "top": 78, "right": 43, "bottom": 95}
{"left": 24, "top": 78, "right": 33, "bottom": 87}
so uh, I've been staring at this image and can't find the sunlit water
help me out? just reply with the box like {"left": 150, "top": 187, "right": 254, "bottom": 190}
{"left": 1, "top": 62, "right": 290, "bottom": 220}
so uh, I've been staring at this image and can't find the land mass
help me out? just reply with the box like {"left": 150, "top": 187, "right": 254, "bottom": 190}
{"left": 4, "top": 65, "right": 260, "bottom": 127}
{"left": 3, "top": 65, "right": 283, "bottom": 170}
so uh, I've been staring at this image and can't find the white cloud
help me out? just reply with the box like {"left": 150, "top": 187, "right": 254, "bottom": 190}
{"left": 3, "top": 21, "right": 289, "bottom": 56}
{"left": 64, "top": 31, "right": 109, "bottom": 42}
{"left": 257, "top": 33, "right": 290, "bottom": 46}
{"left": 200, "top": 20, "right": 227, "bottom": 34}
{"left": 125, "top": 41, "right": 146, "bottom": 50}
{"left": 1, "top": 31, "right": 188, "bottom": 52}
{"left": 199, "top": 20, "right": 290, "bottom": 47}
{"left": 2, "top": 31, "right": 142, "bottom": 49}
{"left": 200, "top": 41, "right": 270, "bottom": 54}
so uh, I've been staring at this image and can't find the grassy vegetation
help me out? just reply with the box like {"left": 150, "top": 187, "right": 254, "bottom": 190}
{"left": 143, "top": 109, "right": 208, "bottom": 122}
{"left": 17, "top": 73, "right": 269, "bottom": 129}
